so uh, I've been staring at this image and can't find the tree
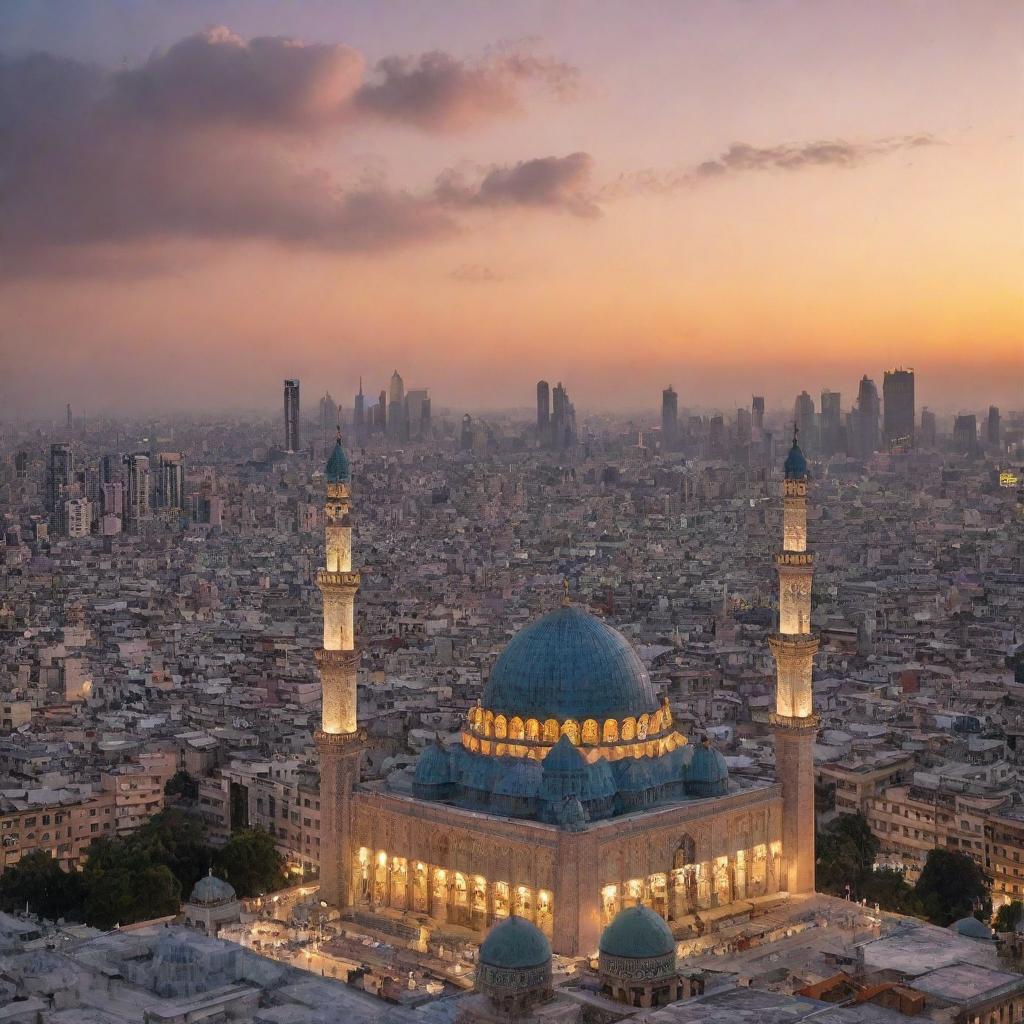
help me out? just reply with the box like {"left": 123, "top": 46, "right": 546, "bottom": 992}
{"left": 81, "top": 837, "right": 182, "bottom": 930}
{"left": 164, "top": 770, "right": 198, "bottom": 804}
{"left": 0, "top": 851, "right": 84, "bottom": 922}
{"left": 130, "top": 809, "right": 210, "bottom": 896}
{"left": 914, "top": 848, "right": 991, "bottom": 926}
{"left": 861, "top": 867, "right": 923, "bottom": 917}
{"left": 994, "top": 900, "right": 1024, "bottom": 933}
{"left": 214, "top": 828, "right": 286, "bottom": 898}
{"left": 816, "top": 813, "right": 880, "bottom": 898}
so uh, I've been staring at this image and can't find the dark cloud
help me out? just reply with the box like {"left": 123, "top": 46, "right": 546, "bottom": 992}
{"left": 0, "top": 30, "right": 580, "bottom": 275}
{"left": 356, "top": 49, "right": 577, "bottom": 131}
{"left": 437, "top": 153, "right": 599, "bottom": 217}
{"left": 602, "top": 134, "right": 939, "bottom": 197}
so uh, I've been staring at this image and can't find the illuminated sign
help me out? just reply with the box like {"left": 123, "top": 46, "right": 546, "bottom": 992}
{"left": 1000, "top": 471, "right": 1020, "bottom": 488}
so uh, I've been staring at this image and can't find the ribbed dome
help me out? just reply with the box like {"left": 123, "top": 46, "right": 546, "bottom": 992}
{"left": 414, "top": 742, "right": 451, "bottom": 787}
{"left": 483, "top": 606, "right": 658, "bottom": 721}
{"left": 951, "top": 916, "right": 993, "bottom": 940}
{"left": 784, "top": 439, "right": 808, "bottom": 480}
{"left": 189, "top": 872, "right": 236, "bottom": 906}
{"left": 324, "top": 437, "right": 351, "bottom": 483}
{"left": 686, "top": 741, "right": 729, "bottom": 797}
{"left": 600, "top": 905, "right": 675, "bottom": 959}
{"left": 479, "top": 915, "right": 552, "bottom": 969}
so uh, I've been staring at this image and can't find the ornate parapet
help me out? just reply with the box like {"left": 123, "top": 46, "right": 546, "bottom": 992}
{"left": 767, "top": 634, "right": 819, "bottom": 656}
{"left": 775, "top": 552, "right": 814, "bottom": 569}
{"left": 315, "top": 648, "right": 359, "bottom": 670}
{"left": 315, "top": 727, "right": 367, "bottom": 750}
{"left": 316, "top": 570, "right": 360, "bottom": 590}
{"left": 769, "top": 712, "right": 820, "bottom": 732}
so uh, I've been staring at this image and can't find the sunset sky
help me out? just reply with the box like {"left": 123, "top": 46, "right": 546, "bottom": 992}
{"left": 1, "top": 0, "right": 1021, "bottom": 419}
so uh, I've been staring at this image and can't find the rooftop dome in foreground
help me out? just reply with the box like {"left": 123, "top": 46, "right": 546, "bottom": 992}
{"left": 599, "top": 904, "right": 675, "bottom": 960}
{"left": 188, "top": 872, "right": 236, "bottom": 907}
{"left": 482, "top": 605, "right": 659, "bottom": 722}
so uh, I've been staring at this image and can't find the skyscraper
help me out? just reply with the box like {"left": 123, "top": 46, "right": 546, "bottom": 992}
{"left": 882, "top": 368, "right": 915, "bottom": 448}
{"left": 751, "top": 396, "right": 765, "bottom": 436}
{"left": 387, "top": 370, "right": 406, "bottom": 441}
{"left": 661, "top": 386, "right": 678, "bottom": 449}
{"left": 793, "top": 391, "right": 817, "bottom": 453}
{"left": 353, "top": 379, "right": 366, "bottom": 438}
{"left": 377, "top": 390, "right": 388, "bottom": 431}
{"left": 551, "top": 382, "right": 576, "bottom": 450}
{"left": 819, "top": 390, "right": 841, "bottom": 456}
{"left": 123, "top": 453, "right": 151, "bottom": 532}
{"left": 406, "top": 389, "right": 429, "bottom": 441}
{"left": 855, "top": 376, "right": 880, "bottom": 457}
{"left": 987, "top": 406, "right": 1001, "bottom": 449}
{"left": 954, "top": 414, "right": 977, "bottom": 454}
{"left": 47, "top": 443, "right": 74, "bottom": 534}
{"left": 319, "top": 392, "right": 338, "bottom": 441}
{"left": 920, "top": 408, "right": 937, "bottom": 448}
{"left": 284, "top": 378, "right": 301, "bottom": 452}
{"left": 157, "top": 453, "right": 185, "bottom": 510}
{"left": 536, "top": 381, "right": 550, "bottom": 439}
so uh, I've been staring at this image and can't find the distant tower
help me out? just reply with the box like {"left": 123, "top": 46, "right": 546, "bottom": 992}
{"left": 377, "top": 389, "right": 387, "bottom": 431}
{"left": 123, "top": 453, "right": 151, "bottom": 532}
{"left": 460, "top": 413, "right": 474, "bottom": 451}
{"left": 284, "top": 379, "right": 301, "bottom": 452}
{"left": 387, "top": 370, "right": 405, "bottom": 441}
{"left": 855, "top": 376, "right": 880, "bottom": 457}
{"left": 769, "top": 428, "right": 818, "bottom": 895}
{"left": 920, "top": 408, "right": 937, "bottom": 448}
{"left": 793, "top": 391, "right": 817, "bottom": 454}
{"left": 987, "top": 406, "right": 1001, "bottom": 449}
{"left": 157, "top": 453, "right": 184, "bottom": 510}
{"left": 47, "top": 443, "right": 74, "bottom": 534}
{"left": 536, "top": 380, "right": 550, "bottom": 440}
{"left": 316, "top": 431, "right": 363, "bottom": 907}
{"left": 65, "top": 403, "right": 73, "bottom": 430}
{"left": 819, "top": 391, "right": 841, "bottom": 456}
{"left": 353, "top": 379, "right": 365, "bottom": 438}
{"left": 661, "top": 386, "right": 678, "bottom": 449}
{"left": 319, "top": 392, "right": 338, "bottom": 444}
{"left": 882, "top": 369, "right": 914, "bottom": 448}
{"left": 751, "top": 396, "right": 765, "bottom": 436}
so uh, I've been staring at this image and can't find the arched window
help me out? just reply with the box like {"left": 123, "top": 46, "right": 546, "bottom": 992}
{"left": 622, "top": 717, "right": 636, "bottom": 742}
{"left": 561, "top": 720, "right": 580, "bottom": 744}
{"left": 651, "top": 708, "right": 663, "bottom": 733}
{"left": 509, "top": 716, "right": 524, "bottom": 740}
{"left": 484, "top": 711, "right": 494, "bottom": 737}
{"left": 673, "top": 834, "right": 697, "bottom": 870}
{"left": 637, "top": 714, "right": 650, "bottom": 740}
{"left": 582, "top": 719, "right": 599, "bottom": 744}
{"left": 603, "top": 719, "right": 619, "bottom": 743}
{"left": 526, "top": 719, "right": 540, "bottom": 741}
{"left": 543, "top": 719, "right": 560, "bottom": 743}
{"left": 494, "top": 715, "right": 507, "bottom": 739}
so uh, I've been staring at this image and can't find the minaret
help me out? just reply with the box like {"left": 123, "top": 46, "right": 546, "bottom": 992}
{"left": 769, "top": 427, "right": 818, "bottom": 894}
{"left": 315, "top": 431, "right": 364, "bottom": 907}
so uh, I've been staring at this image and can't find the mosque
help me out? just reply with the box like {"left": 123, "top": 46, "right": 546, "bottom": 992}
{"left": 314, "top": 432, "right": 818, "bottom": 956}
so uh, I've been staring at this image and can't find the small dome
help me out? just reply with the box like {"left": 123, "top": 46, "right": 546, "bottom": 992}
{"left": 615, "top": 757, "right": 655, "bottom": 793}
{"left": 558, "top": 795, "right": 587, "bottom": 829}
{"left": 784, "top": 438, "right": 808, "bottom": 480}
{"left": 543, "top": 734, "right": 586, "bottom": 773}
{"left": 324, "top": 437, "right": 351, "bottom": 483}
{"left": 686, "top": 740, "right": 729, "bottom": 797}
{"left": 951, "top": 916, "right": 993, "bottom": 940}
{"left": 483, "top": 606, "right": 659, "bottom": 722}
{"left": 414, "top": 742, "right": 451, "bottom": 787}
{"left": 189, "top": 872, "right": 236, "bottom": 906}
{"left": 494, "top": 761, "right": 542, "bottom": 799}
{"left": 479, "top": 915, "right": 552, "bottom": 969}
{"left": 600, "top": 905, "right": 675, "bottom": 960}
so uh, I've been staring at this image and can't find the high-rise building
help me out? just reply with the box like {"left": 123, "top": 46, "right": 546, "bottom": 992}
{"left": 157, "top": 453, "right": 184, "bottom": 510}
{"left": 284, "top": 379, "right": 301, "bottom": 453}
{"left": 882, "top": 368, "right": 915, "bottom": 448}
{"left": 735, "top": 407, "right": 752, "bottom": 447}
{"left": 123, "top": 453, "right": 150, "bottom": 533}
{"left": 319, "top": 392, "right": 338, "bottom": 441}
{"left": 387, "top": 370, "right": 406, "bottom": 441}
{"left": 770, "top": 432, "right": 818, "bottom": 894}
{"left": 353, "top": 379, "right": 366, "bottom": 437}
{"left": 751, "top": 396, "right": 765, "bottom": 436}
{"left": 377, "top": 390, "right": 387, "bottom": 431}
{"left": 793, "top": 392, "right": 817, "bottom": 453}
{"left": 987, "top": 406, "right": 1002, "bottom": 449}
{"left": 855, "top": 376, "right": 880, "bottom": 457}
{"left": 65, "top": 403, "right": 72, "bottom": 430}
{"left": 954, "top": 414, "right": 977, "bottom": 454}
{"left": 661, "top": 387, "right": 678, "bottom": 449}
{"left": 47, "top": 443, "right": 74, "bottom": 534}
{"left": 707, "top": 414, "right": 725, "bottom": 458}
{"left": 460, "top": 414, "right": 474, "bottom": 451}
{"left": 819, "top": 391, "right": 842, "bottom": 456}
{"left": 406, "top": 389, "right": 430, "bottom": 441}
{"left": 920, "top": 408, "right": 937, "bottom": 448}
{"left": 65, "top": 497, "right": 91, "bottom": 538}
{"left": 536, "top": 380, "right": 551, "bottom": 440}
{"left": 551, "top": 382, "right": 576, "bottom": 450}
{"left": 14, "top": 451, "right": 28, "bottom": 478}
{"left": 101, "top": 481, "right": 124, "bottom": 518}
{"left": 100, "top": 453, "right": 122, "bottom": 485}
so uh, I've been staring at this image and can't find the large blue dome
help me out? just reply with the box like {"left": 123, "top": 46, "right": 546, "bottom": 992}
{"left": 483, "top": 606, "right": 659, "bottom": 721}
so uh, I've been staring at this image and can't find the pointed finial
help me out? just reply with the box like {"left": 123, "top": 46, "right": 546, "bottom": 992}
{"left": 336, "top": 423, "right": 342, "bottom": 443}
{"left": 792, "top": 421, "right": 799, "bottom": 446}
{"left": 561, "top": 578, "right": 571, "bottom": 606}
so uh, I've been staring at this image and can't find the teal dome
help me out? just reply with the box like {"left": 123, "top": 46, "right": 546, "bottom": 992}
{"left": 189, "top": 872, "right": 236, "bottom": 906}
{"left": 784, "top": 439, "right": 807, "bottom": 480}
{"left": 479, "top": 915, "right": 552, "bottom": 969}
{"left": 483, "top": 606, "right": 658, "bottom": 721}
{"left": 951, "top": 916, "right": 992, "bottom": 940}
{"left": 414, "top": 742, "right": 451, "bottom": 787}
{"left": 600, "top": 905, "right": 675, "bottom": 959}
{"left": 686, "top": 740, "right": 729, "bottom": 798}
{"left": 324, "top": 437, "right": 350, "bottom": 483}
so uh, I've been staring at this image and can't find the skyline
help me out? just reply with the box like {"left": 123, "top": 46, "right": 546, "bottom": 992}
{"left": 1, "top": 0, "right": 1021, "bottom": 416}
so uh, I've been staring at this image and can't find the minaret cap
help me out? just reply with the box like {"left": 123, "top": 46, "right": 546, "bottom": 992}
{"left": 784, "top": 421, "right": 808, "bottom": 480}
{"left": 324, "top": 427, "right": 351, "bottom": 483}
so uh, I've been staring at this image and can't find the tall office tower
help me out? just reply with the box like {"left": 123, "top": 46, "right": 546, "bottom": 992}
{"left": 14, "top": 452, "right": 28, "bottom": 478}
{"left": 793, "top": 391, "right": 817, "bottom": 453}
{"left": 319, "top": 392, "right": 339, "bottom": 440}
{"left": 377, "top": 390, "right": 388, "bottom": 431}
{"left": 536, "top": 380, "right": 551, "bottom": 439}
{"left": 65, "top": 498, "right": 91, "bottom": 538}
{"left": 420, "top": 397, "right": 432, "bottom": 437}
{"left": 99, "top": 453, "right": 122, "bottom": 485}
{"left": 65, "top": 404, "right": 72, "bottom": 430}
{"left": 101, "top": 481, "right": 124, "bottom": 518}
{"left": 819, "top": 391, "right": 842, "bottom": 456}
{"left": 387, "top": 370, "right": 406, "bottom": 441}
{"left": 551, "top": 382, "right": 577, "bottom": 450}
{"left": 47, "top": 443, "right": 74, "bottom": 534}
{"left": 707, "top": 414, "right": 725, "bottom": 458}
{"left": 954, "top": 414, "right": 978, "bottom": 454}
{"left": 751, "top": 396, "right": 765, "bottom": 436}
{"left": 920, "top": 408, "right": 937, "bottom": 448}
{"left": 460, "top": 414, "right": 474, "bottom": 451}
{"left": 315, "top": 434, "right": 363, "bottom": 906}
{"left": 123, "top": 453, "right": 151, "bottom": 533}
{"left": 855, "top": 376, "right": 880, "bottom": 457}
{"left": 157, "top": 453, "right": 185, "bottom": 510}
{"left": 882, "top": 368, "right": 915, "bottom": 448}
{"left": 736, "top": 407, "right": 752, "bottom": 447}
{"left": 284, "top": 379, "right": 301, "bottom": 452}
{"left": 661, "top": 386, "right": 678, "bottom": 449}
{"left": 770, "top": 431, "right": 818, "bottom": 895}
{"left": 353, "top": 379, "right": 365, "bottom": 437}
{"left": 987, "top": 406, "right": 1002, "bottom": 449}
{"left": 406, "top": 389, "right": 429, "bottom": 441}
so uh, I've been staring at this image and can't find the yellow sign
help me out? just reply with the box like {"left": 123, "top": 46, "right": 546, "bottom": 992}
{"left": 1000, "top": 471, "right": 1019, "bottom": 488}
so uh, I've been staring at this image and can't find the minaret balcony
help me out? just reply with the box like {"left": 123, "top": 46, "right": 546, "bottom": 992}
{"left": 317, "top": 570, "right": 361, "bottom": 589}
{"left": 775, "top": 552, "right": 813, "bottom": 568}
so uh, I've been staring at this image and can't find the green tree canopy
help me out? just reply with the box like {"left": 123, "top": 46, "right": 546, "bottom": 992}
{"left": 213, "top": 828, "right": 286, "bottom": 898}
{"left": 816, "top": 813, "right": 881, "bottom": 898}
{"left": 994, "top": 900, "right": 1024, "bottom": 933}
{"left": 0, "top": 851, "right": 84, "bottom": 922}
{"left": 81, "top": 836, "right": 182, "bottom": 930}
{"left": 914, "top": 848, "right": 991, "bottom": 926}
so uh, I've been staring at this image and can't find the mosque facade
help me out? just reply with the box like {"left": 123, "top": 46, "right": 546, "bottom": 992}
{"left": 315, "top": 431, "right": 818, "bottom": 956}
